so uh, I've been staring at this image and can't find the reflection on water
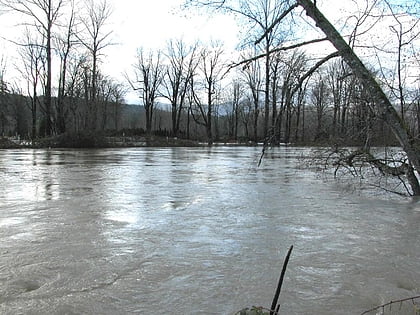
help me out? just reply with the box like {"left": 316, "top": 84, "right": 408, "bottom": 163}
{"left": 0, "top": 147, "right": 419, "bottom": 314}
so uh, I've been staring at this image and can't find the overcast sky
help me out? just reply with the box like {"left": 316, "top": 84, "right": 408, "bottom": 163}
{"left": 0, "top": 0, "right": 416, "bottom": 104}
{"left": 0, "top": 0, "right": 377, "bottom": 104}
{"left": 0, "top": 0, "right": 240, "bottom": 103}
{"left": 104, "top": 0, "right": 239, "bottom": 98}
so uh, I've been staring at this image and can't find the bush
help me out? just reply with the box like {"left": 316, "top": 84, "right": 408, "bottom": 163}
{"left": 56, "top": 132, "right": 109, "bottom": 148}
{"left": 0, "top": 137, "right": 20, "bottom": 149}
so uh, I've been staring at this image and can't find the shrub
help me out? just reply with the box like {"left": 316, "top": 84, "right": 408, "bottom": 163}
{"left": 56, "top": 132, "right": 109, "bottom": 148}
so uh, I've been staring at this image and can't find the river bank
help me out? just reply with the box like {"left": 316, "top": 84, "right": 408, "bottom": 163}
{"left": 0, "top": 134, "right": 211, "bottom": 149}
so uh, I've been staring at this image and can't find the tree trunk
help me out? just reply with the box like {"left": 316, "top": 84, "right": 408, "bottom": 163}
{"left": 417, "top": 101, "right": 420, "bottom": 139}
{"left": 253, "top": 106, "right": 259, "bottom": 143}
{"left": 31, "top": 97, "right": 37, "bottom": 140}
{"left": 207, "top": 90, "right": 213, "bottom": 145}
{"left": 264, "top": 46, "right": 270, "bottom": 139}
{"left": 145, "top": 105, "right": 152, "bottom": 136}
{"left": 297, "top": 0, "right": 420, "bottom": 195}
{"left": 172, "top": 101, "right": 178, "bottom": 136}
{"left": 45, "top": 17, "right": 53, "bottom": 136}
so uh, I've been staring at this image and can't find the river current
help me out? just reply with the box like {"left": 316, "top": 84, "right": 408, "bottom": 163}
{"left": 0, "top": 146, "right": 419, "bottom": 314}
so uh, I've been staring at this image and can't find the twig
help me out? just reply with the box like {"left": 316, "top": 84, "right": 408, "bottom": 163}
{"left": 361, "top": 295, "right": 420, "bottom": 315}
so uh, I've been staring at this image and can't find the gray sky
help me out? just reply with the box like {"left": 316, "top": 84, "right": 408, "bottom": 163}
{"left": 0, "top": 0, "right": 240, "bottom": 104}
{"left": 105, "top": 0, "right": 239, "bottom": 100}
{"left": 0, "top": 0, "right": 417, "bottom": 104}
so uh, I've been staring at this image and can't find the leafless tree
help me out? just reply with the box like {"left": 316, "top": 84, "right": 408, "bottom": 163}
{"left": 0, "top": 56, "right": 11, "bottom": 136}
{"left": 77, "top": 0, "right": 113, "bottom": 130}
{"left": 55, "top": 0, "right": 78, "bottom": 134}
{"left": 94, "top": 75, "right": 125, "bottom": 131}
{"left": 127, "top": 49, "right": 164, "bottom": 136}
{"left": 239, "top": 97, "right": 253, "bottom": 140}
{"left": 240, "top": 51, "right": 263, "bottom": 142}
{"left": 325, "top": 60, "right": 352, "bottom": 139}
{"left": 162, "top": 39, "right": 199, "bottom": 137}
{"left": 188, "top": 0, "right": 420, "bottom": 195}
{"left": 109, "top": 81, "right": 126, "bottom": 130}
{"left": 310, "top": 72, "right": 328, "bottom": 141}
{"left": 190, "top": 44, "right": 225, "bottom": 145}
{"left": 281, "top": 50, "right": 307, "bottom": 143}
{"left": 64, "top": 54, "right": 90, "bottom": 132}
{"left": 375, "top": 0, "right": 420, "bottom": 123}
{"left": 187, "top": 0, "right": 294, "bottom": 139}
{"left": 17, "top": 30, "right": 45, "bottom": 139}
{"left": 226, "top": 79, "right": 243, "bottom": 140}
{"left": 0, "top": 0, "right": 65, "bottom": 136}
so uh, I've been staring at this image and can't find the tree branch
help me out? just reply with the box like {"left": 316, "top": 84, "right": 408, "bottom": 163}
{"left": 291, "top": 51, "right": 340, "bottom": 96}
{"left": 361, "top": 295, "right": 420, "bottom": 315}
{"left": 255, "top": 3, "right": 299, "bottom": 45}
{"left": 230, "top": 37, "right": 328, "bottom": 71}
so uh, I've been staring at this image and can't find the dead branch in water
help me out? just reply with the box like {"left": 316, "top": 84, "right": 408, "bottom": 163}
{"left": 308, "top": 146, "right": 419, "bottom": 196}
{"left": 270, "top": 245, "right": 294, "bottom": 315}
{"left": 235, "top": 245, "right": 294, "bottom": 315}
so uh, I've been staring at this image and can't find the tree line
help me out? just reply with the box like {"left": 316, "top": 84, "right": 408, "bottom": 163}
{"left": 0, "top": 0, "right": 124, "bottom": 138}
{"left": 0, "top": 0, "right": 417, "bottom": 147}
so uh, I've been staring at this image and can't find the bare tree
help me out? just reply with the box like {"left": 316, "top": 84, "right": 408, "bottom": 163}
{"left": 188, "top": 0, "right": 420, "bottom": 195}
{"left": 65, "top": 54, "right": 88, "bottom": 132}
{"left": 190, "top": 44, "right": 225, "bottom": 145}
{"left": 55, "top": 0, "right": 78, "bottom": 134}
{"left": 294, "top": 0, "right": 420, "bottom": 195}
{"left": 0, "top": 0, "right": 65, "bottom": 136}
{"left": 250, "top": 0, "right": 292, "bottom": 139}
{"left": 0, "top": 56, "right": 11, "bottom": 136}
{"left": 239, "top": 97, "right": 253, "bottom": 140}
{"left": 227, "top": 79, "right": 243, "bottom": 140}
{"left": 94, "top": 75, "right": 125, "bottom": 131}
{"left": 281, "top": 50, "right": 307, "bottom": 143}
{"left": 310, "top": 72, "right": 328, "bottom": 141}
{"left": 326, "top": 60, "right": 349, "bottom": 139}
{"left": 109, "top": 81, "right": 126, "bottom": 130}
{"left": 376, "top": 0, "right": 420, "bottom": 123}
{"left": 270, "top": 51, "right": 282, "bottom": 131}
{"left": 17, "top": 30, "right": 45, "bottom": 139}
{"left": 127, "top": 49, "right": 164, "bottom": 137}
{"left": 294, "top": 80, "right": 308, "bottom": 142}
{"left": 162, "top": 39, "right": 199, "bottom": 137}
{"left": 77, "top": 0, "right": 113, "bottom": 130}
{"left": 240, "top": 51, "right": 263, "bottom": 142}
{"left": 187, "top": 0, "right": 293, "bottom": 139}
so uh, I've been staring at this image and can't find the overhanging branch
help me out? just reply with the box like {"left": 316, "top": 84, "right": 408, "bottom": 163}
{"left": 291, "top": 51, "right": 340, "bottom": 96}
{"left": 230, "top": 37, "right": 328, "bottom": 71}
{"left": 255, "top": 3, "right": 299, "bottom": 45}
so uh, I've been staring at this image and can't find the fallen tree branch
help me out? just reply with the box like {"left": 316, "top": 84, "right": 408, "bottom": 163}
{"left": 303, "top": 147, "right": 418, "bottom": 196}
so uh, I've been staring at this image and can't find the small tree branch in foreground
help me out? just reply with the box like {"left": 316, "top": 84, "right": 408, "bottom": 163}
{"left": 361, "top": 295, "right": 420, "bottom": 315}
{"left": 270, "top": 245, "right": 293, "bottom": 315}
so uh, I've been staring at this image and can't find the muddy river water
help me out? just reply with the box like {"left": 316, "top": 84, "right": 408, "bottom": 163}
{"left": 0, "top": 146, "right": 419, "bottom": 314}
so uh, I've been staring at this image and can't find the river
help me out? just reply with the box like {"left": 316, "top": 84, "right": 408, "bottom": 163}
{"left": 0, "top": 146, "right": 419, "bottom": 314}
